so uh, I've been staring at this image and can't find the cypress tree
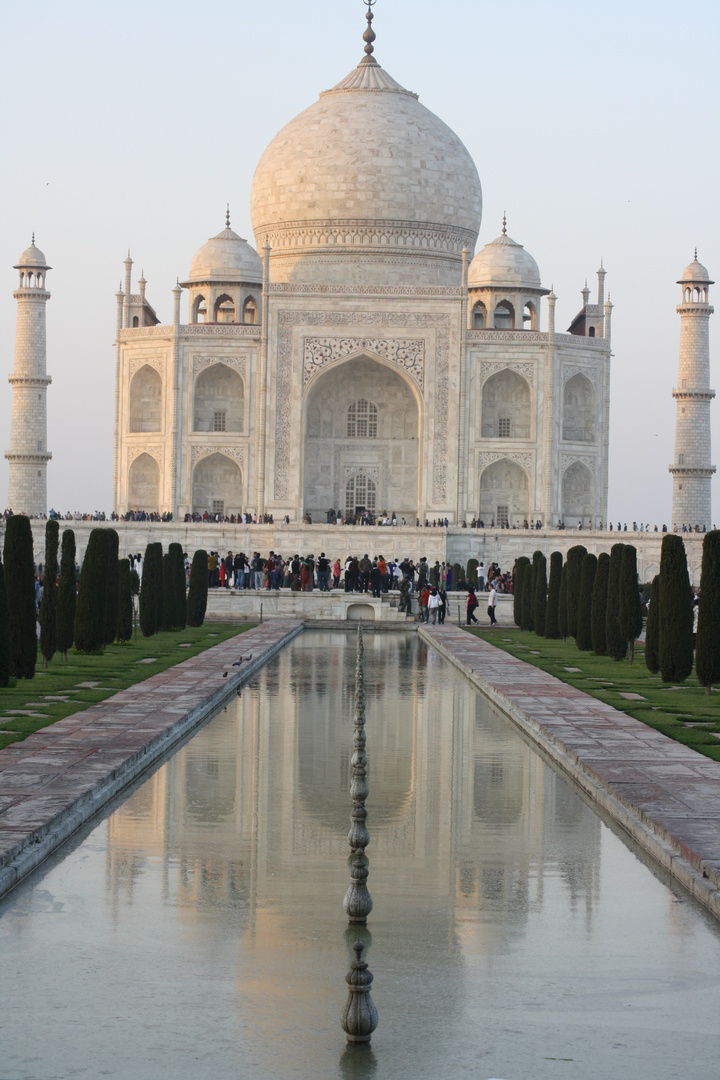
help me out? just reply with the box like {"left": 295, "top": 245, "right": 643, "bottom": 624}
{"left": 565, "top": 545, "right": 587, "bottom": 639}
{"left": 591, "top": 552, "right": 610, "bottom": 655}
{"left": 466, "top": 558, "right": 478, "bottom": 587}
{"left": 545, "top": 551, "right": 563, "bottom": 639}
{"left": 169, "top": 543, "right": 187, "bottom": 630}
{"left": 658, "top": 534, "right": 694, "bottom": 683}
{"left": 618, "top": 544, "right": 643, "bottom": 664}
{"left": 533, "top": 553, "right": 547, "bottom": 636}
{"left": 139, "top": 542, "right": 163, "bottom": 637}
{"left": 103, "top": 529, "right": 120, "bottom": 645}
{"left": 162, "top": 553, "right": 176, "bottom": 630}
{"left": 557, "top": 563, "right": 569, "bottom": 641}
{"left": 696, "top": 531, "right": 720, "bottom": 693}
{"left": 3, "top": 516, "right": 37, "bottom": 679}
{"left": 576, "top": 553, "right": 597, "bottom": 651}
{"left": 513, "top": 557, "right": 529, "bottom": 627}
{"left": 521, "top": 561, "right": 535, "bottom": 632}
{"left": 74, "top": 529, "right": 107, "bottom": 653}
{"left": 56, "top": 529, "right": 76, "bottom": 660}
{"left": 645, "top": 574, "right": 661, "bottom": 675}
{"left": 117, "top": 559, "right": 133, "bottom": 642}
{"left": 451, "top": 563, "right": 463, "bottom": 590}
{"left": 605, "top": 543, "right": 627, "bottom": 661}
{"left": 39, "top": 519, "right": 59, "bottom": 668}
{"left": 187, "top": 549, "right": 209, "bottom": 627}
{"left": 0, "top": 560, "right": 10, "bottom": 687}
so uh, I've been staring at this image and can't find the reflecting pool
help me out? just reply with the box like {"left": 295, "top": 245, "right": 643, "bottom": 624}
{"left": 1, "top": 632, "right": 719, "bottom": 1080}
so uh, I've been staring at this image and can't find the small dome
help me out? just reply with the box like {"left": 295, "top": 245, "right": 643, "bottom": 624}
{"left": 14, "top": 238, "right": 50, "bottom": 270}
{"left": 468, "top": 230, "right": 542, "bottom": 290}
{"left": 186, "top": 225, "right": 262, "bottom": 284}
{"left": 678, "top": 254, "right": 713, "bottom": 285}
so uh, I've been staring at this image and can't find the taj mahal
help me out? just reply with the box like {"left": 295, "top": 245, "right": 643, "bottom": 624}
{"left": 111, "top": 6, "right": 614, "bottom": 530}
{"left": 5, "top": 5, "right": 714, "bottom": 542}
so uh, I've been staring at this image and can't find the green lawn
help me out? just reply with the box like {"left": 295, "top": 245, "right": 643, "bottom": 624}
{"left": 467, "top": 627, "right": 720, "bottom": 762}
{"left": 0, "top": 622, "right": 255, "bottom": 751}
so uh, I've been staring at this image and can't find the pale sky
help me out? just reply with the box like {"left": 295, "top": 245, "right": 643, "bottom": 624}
{"left": 1, "top": 0, "right": 718, "bottom": 524}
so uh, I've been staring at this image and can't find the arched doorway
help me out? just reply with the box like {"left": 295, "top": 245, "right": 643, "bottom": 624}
{"left": 302, "top": 356, "right": 419, "bottom": 521}
{"left": 129, "top": 366, "right": 162, "bottom": 432}
{"left": 561, "top": 461, "right": 593, "bottom": 526}
{"left": 192, "top": 453, "right": 243, "bottom": 517}
{"left": 562, "top": 374, "right": 596, "bottom": 442}
{"left": 481, "top": 369, "right": 531, "bottom": 439}
{"left": 479, "top": 458, "right": 529, "bottom": 527}
{"left": 193, "top": 363, "right": 244, "bottom": 433}
{"left": 128, "top": 453, "right": 160, "bottom": 510}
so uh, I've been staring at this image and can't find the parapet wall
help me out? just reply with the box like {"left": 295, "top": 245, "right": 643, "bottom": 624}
{"left": 19, "top": 521, "right": 706, "bottom": 585}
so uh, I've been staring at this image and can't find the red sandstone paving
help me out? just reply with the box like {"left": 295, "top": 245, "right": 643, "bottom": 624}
{"left": 0, "top": 620, "right": 301, "bottom": 877}
{"left": 424, "top": 624, "right": 720, "bottom": 890}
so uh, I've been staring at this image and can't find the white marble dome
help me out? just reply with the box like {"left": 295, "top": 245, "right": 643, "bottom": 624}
{"left": 468, "top": 230, "right": 542, "bottom": 290}
{"left": 250, "top": 56, "right": 482, "bottom": 285}
{"left": 14, "top": 238, "right": 49, "bottom": 270}
{"left": 187, "top": 224, "right": 262, "bottom": 284}
{"left": 679, "top": 254, "right": 713, "bottom": 285}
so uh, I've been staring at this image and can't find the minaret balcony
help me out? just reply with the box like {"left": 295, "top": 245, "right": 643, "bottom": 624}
{"left": 672, "top": 387, "right": 715, "bottom": 400}
{"left": 8, "top": 374, "right": 52, "bottom": 387}
{"left": 669, "top": 464, "right": 716, "bottom": 477}
{"left": 4, "top": 451, "right": 52, "bottom": 464}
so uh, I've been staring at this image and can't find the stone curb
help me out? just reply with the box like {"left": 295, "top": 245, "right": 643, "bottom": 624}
{"left": 0, "top": 620, "right": 304, "bottom": 901}
{"left": 419, "top": 625, "right": 720, "bottom": 920}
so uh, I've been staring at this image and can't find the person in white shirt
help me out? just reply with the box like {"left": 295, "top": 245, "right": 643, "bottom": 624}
{"left": 488, "top": 584, "right": 498, "bottom": 626}
{"left": 428, "top": 587, "right": 441, "bottom": 624}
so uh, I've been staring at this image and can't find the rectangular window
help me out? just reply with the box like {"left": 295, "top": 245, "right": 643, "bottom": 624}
{"left": 678, "top": 453, "right": 684, "bottom": 464}
{"left": 212, "top": 499, "right": 224, "bottom": 515}
{"left": 213, "top": 411, "right": 227, "bottom": 432}
{"left": 498, "top": 418, "right": 511, "bottom": 438}
{"left": 682, "top": 379, "right": 687, "bottom": 389}
{"left": 496, "top": 505, "right": 509, "bottom": 527}
{"left": 36, "top": 440, "right": 42, "bottom": 451}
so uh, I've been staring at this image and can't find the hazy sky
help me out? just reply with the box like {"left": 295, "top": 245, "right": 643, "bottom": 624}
{"left": 1, "top": 0, "right": 718, "bottom": 523}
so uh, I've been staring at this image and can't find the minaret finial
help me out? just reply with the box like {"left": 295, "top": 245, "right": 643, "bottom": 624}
{"left": 695, "top": 247, "right": 698, "bottom": 261}
{"left": 31, "top": 232, "right": 35, "bottom": 246}
{"left": 226, "top": 203, "right": 231, "bottom": 229}
{"left": 502, "top": 212, "right": 507, "bottom": 235}
{"left": 362, "top": 0, "right": 377, "bottom": 62}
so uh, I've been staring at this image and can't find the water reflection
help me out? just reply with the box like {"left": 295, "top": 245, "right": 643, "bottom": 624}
{"left": 2, "top": 631, "right": 719, "bottom": 1080}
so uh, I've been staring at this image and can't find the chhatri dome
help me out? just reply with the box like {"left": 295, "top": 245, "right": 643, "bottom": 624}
{"left": 14, "top": 235, "right": 50, "bottom": 271}
{"left": 186, "top": 211, "right": 262, "bottom": 284}
{"left": 468, "top": 217, "right": 542, "bottom": 289}
{"left": 250, "top": 4, "right": 482, "bottom": 286}
{"left": 678, "top": 250, "right": 713, "bottom": 285}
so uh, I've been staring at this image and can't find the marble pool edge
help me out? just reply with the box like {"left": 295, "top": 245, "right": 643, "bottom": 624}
{"left": 0, "top": 620, "right": 304, "bottom": 901}
{"left": 419, "top": 624, "right": 720, "bottom": 921}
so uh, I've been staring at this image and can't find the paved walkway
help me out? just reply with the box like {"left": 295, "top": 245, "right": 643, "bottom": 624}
{"left": 420, "top": 624, "right": 720, "bottom": 918}
{"left": 0, "top": 620, "right": 303, "bottom": 900}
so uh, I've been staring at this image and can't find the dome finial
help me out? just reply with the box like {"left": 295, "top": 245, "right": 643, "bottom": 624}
{"left": 361, "top": 0, "right": 377, "bottom": 63}
{"left": 226, "top": 203, "right": 231, "bottom": 229}
{"left": 695, "top": 247, "right": 698, "bottom": 261}
{"left": 31, "top": 232, "right": 35, "bottom": 246}
{"left": 502, "top": 212, "right": 507, "bottom": 236}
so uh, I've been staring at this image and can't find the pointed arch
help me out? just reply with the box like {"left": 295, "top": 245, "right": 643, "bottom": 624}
{"left": 128, "top": 453, "right": 160, "bottom": 510}
{"left": 481, "top": 368, "right": 531, "bottom": 439}
{"left": 213, "top": 294, "right": 236, "bottom": 323}
{"left": 192, "top": 452, "right": 243, "bottom": 516}
{"left": 561, "top": 460, "right": 593, "bottom": 524}
{"left": 193, "top": 362, "right": 244, "bottom": 433}
{"left": 562, "top": 373, "right": 596, "bottom": 442}
{"left": 129, "top": 365, "right": 162, "bottom": 432}
{"left": 478, "top": 457, "right": 529, "bottom": 526}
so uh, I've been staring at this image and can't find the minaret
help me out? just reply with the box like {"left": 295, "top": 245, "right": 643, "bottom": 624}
{"left": 670, "top": 252, "right": 715, "bottom": 529}
{"left": 5, "top": 238, "right": 52, "bottom": 515}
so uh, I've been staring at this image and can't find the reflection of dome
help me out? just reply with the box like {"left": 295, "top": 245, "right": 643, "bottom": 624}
{"left": 187, "top": 224, "right": 262, "bottom": 284}
{"left": 678, "top": 253, "right": 713, "bottom": 285}
{"left": 14, "top": 238, "right": 50, "bottom": 270}
{"left": 468, "top": 230, "right": 541, "bottom": 289}
{"left": 250, "top": 52, "right": 482, "bottom": 285}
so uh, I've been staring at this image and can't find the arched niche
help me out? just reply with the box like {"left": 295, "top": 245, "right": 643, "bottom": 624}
{"left": 561, "top": 460, "right": 593, "bottom": 525}
{"left": 192, "top": 294, "right": 207, "bottom": 324}
{"left": 345, "top": 472, "right": 377, "bottom": 516}
{"left": 523, "top": 300, "right": 537, "bottom": 331}
{"left": 128, "top": 452, "right": 160, "bottom": 510}
{"left": 302, "top": 355, "right": 420, "bottom": 521}
{"left": 478, "top": 458, "right": 529, "bottom": 527}
{"left": 471, "top": 300, "right": 486, "bottom": 328}
{"left": 481, "top": 369, "right": 531, "bottom": 439}
{"left": 193, "top": 363, "right": 244, "bottom": 432}
{"left": 562, "top": 373, "right": 596, "bottom": 442}
{"left": 192, "top": 452, "right": 242, "bottom": 516}
{"left": 493, "top": 299, "right": 515, "bottom": 329}
{"left": 243, "top": 296, "right": 258, "bottom": 325}
{"left": 129, "top": 365, "right": 162, "bottom": 432}
{"left": 213, "top": 294, "right": 236, "bottom": 323}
